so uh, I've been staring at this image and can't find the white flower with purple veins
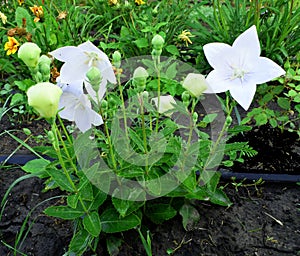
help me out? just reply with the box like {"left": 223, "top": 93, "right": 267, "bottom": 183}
{"left": 58, "top": 81, "right": 103, "bottom": 133}
{"left": 203, "top": 25, "right": 285, "bottom": 110}
{"left": 49, "top": 41, "right": 116, "bottom": 85}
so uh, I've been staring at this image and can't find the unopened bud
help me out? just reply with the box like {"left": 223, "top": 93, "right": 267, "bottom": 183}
{"left": 152, "top": 34, "right": 164, "bottom": 50}
{"left": 86, "top": 67, "right": 102, "bottom": 91}
{"left": 18, "top": 42, "right": 41, "bottom": 68}
{"left": 193, "top": 112, "right": 198, "bottom": 123}
{"left": 133, "top": 67, "right": 148, "bottom": 88}
{"left": 27, "top": 82, "right": 62, "bottom": 119}
{"left": 112, "top": 51, "right": 122, "bottom": 68}
{"left": 182, "top": 73, "right": 208, "bottom": 98}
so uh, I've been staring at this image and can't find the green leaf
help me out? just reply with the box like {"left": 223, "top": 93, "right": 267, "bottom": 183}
{"left": 44, "top": 205, "right": 84, "bottom": 220}
{"left": 179, "top": 203, "right": 200, "bottom": 231}
{"left": 112, "top": 188, "right": 145, "bottom": 217}
{"left": 88, "top": 188, "right": 107, "bottom": 211}
{"left": 209, "top": 188, "right": 232, "bottom": 206}
{"left": 83, "top": 211, "right": 101, "bottom": 237}
{"left": 277, "top": 97, "right": 290, "bottom": 110}
{"left": 165, "top": 45, "right": 180, "bottom": 56}
{"left": 15, "top": 7, "right": 35, "bottom": 33}
{"left": 254, "top": 113, "right": 268, "bottom": 126}
{"left": 145, "top": 204, "right": 177, "bottom": 224}
{"left": 134, "top": 38, "right": 149, "bottom": 48}
{"left": 46, "top": 167, "right": 74, "bottom": 192}
{"left": 106, "top": 236, "right": 123, "bottom": 256}
{"left": 100, "top": 208, "right": 141, "bottom": 233}
{"left": 67, "top": 194, "right": 79, "bottom": 209}
{"left": 203, "top": 113, "right": 218, "bottom": 123}
{"left": 11, "top": 93, "right": 24, "bottom": 105}
{"left": 22, "top": 159, "right": 50, "bottom": 178}
{"left": 69, "top": 230, "right": 91, "bottom": 255}
{"left": 165, "top": 62, "right": 177, "bottom": 80}
{"left": 78, "top": 178, "right": 93, "bottom": 201}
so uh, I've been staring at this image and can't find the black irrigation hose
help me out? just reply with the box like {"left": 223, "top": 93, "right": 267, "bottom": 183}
{"left": 1, "top": 155, "right": 300, "bottom": 182}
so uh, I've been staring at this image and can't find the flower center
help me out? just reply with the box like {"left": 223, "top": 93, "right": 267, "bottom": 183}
{"left": 231, "top": 67, "right": 247, "bottom": 82}
{"left": 85, "top": 52, "right": 101, "bottom": 67}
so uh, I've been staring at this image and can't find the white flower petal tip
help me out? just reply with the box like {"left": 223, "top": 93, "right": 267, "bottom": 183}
{"left": 203, "top": 25, "right": 286, "bottom": 110}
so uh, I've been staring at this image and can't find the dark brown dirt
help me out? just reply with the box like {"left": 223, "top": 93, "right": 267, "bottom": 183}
{"left": 0, "top": 167, "right": 299, "bottom": 256}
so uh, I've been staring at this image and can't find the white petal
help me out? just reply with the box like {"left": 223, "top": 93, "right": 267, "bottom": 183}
{"left": 49, "top": 46, "right": 83, "bottom": 62}
{"left": 229, "top": 82, "right": 256, "bottom": 110}
{"left": 101, "top": 65, "right": 117, "bottom": 84}
{"left": 59, "top": 93, "right": 78, "bottom": 120}
{"left": 251, "top": 57, "right": 286, "bottom": 84}
{"left": 74, "top": 105, "right": 92, "bottom": 133}
{"left": 204, "top": 70, "right": 232, "bottom": 93}
{"left": 59, "top": 62, "right": 89, "bottom": 83}
{"left": 233, "top": 25, "right": 260, "bottom": 58}
{"left": 203, "top": 43, "right": 232, "bottom": 70}
{"left": 90, "top": 109, "right": 103, "bottom": 126}
{"left": 84, "top": 81, "right": 97, "bottom": 103}
{"left": 97, "top": 79, "right": 107, "bottom": 101}
{"left": 78, "top": 41, "right": 101, "bottom": 53}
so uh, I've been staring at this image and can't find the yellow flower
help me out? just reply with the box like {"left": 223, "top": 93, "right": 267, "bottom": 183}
{"left": 18, "top": 0, "right": 25, "bottom": 5}
{"left": 4, "top": 37, "right": 20, "bottom": 55}
{"left": 135, "top": 0, "right": 145, "bottom": 5}
{"left": 178, "top": 30, "right": 193, "bottom": 47}
{"left": 30, "top": 5, "right": 44, "bottom": 22}
{"left": 108, "top": 0, "right": 118, "bottom": 5}
{"left": 0, "top": 12, "right": 7, "bottom": 24}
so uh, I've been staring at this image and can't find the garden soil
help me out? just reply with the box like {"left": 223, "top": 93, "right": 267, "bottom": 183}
{"left": 0, "top": 117, "right": 299, "bottom": 255}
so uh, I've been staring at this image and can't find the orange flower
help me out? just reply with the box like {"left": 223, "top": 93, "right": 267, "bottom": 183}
{"left": 4, "top": 37, "right": 20, "bottom": 55}
{"left": 30, "top": 5, "right": 44, "bottom": 22}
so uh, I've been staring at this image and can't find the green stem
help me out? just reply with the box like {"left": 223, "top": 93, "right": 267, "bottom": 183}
{"left": 202, "top": 95, "right": 233, "bottom": 172}
{"left": 51, "top": 119, "right": 88, "bottom": 213}
{"left": 154, "top": 56, "right": 161, "bottom": 132}
{"left": 140, "top": 95, "right": 149, "bottom": 173}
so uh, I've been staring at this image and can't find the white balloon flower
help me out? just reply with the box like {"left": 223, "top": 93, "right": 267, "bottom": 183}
{"left": 49, "top": 41, "right": 116, "bottom": 85}
{"left": 203, "top": 25, "right": 285, "bottom": 110}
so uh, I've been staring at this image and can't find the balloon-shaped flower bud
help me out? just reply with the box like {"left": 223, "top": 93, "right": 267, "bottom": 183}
{"left": 27, "top": 82, "right": 62, "bottom": 119}
{"left": 152, "top": 95, "right": 176, "bottom": 117}
{"left": 182, "top": 73, "right": 208, "bottom": 98}
{"left": 152, "top": 34, "right": 164, "bottom": 50}
{"left": 86, "top": 67, "right": 102, "bottom": 91}
{"left": 38, "top": 55, "right": 51, "bottom": 81}
{"left": 133, "top": 67, "right": 148, "bottom": 92}
{"left": 18, "top": 42, "right": 41, "bottom": 68}
{"left": 112, "top": 51, "right": 122, "bottom": 68}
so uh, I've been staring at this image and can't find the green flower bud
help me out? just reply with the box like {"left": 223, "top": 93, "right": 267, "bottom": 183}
{"left": 141, "top": 91, "right": 149, "bottom": 102}
{"left": 27, "top": 82, "right": 62, "bottom": 119}
{"left": 182, "top": 73, "right": 208, "bottom": 98}
{"left": 47, "top": 130, "right": 55, "bottom": 142}
{"left": 38, "top": 55, "right": 51, "bottom": 82}
{"left": 182, "top": 91, "right": 190, "bottom": 102}
{"left": 193, "top": 112, "right": 198, "bottom": 123}
{"left": 151, "top": 34, "right": 164, "bottom": 50}
{"left": 133, "top": 67, "right": 148, "bottom": 88}
{"left": 112, "top": 51, "right": 122, "bottom": 68}
{"left": 86, "top": 67, "right": 102, "bottom": 91}
{"left": 226, "top": 116, "right": 232, "bottom": 126}
{"left": 101, "top": 99, "right": 108, "bottom": 110}
{"left": 18, "top": 42, "right": 41, "bottom": 68}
